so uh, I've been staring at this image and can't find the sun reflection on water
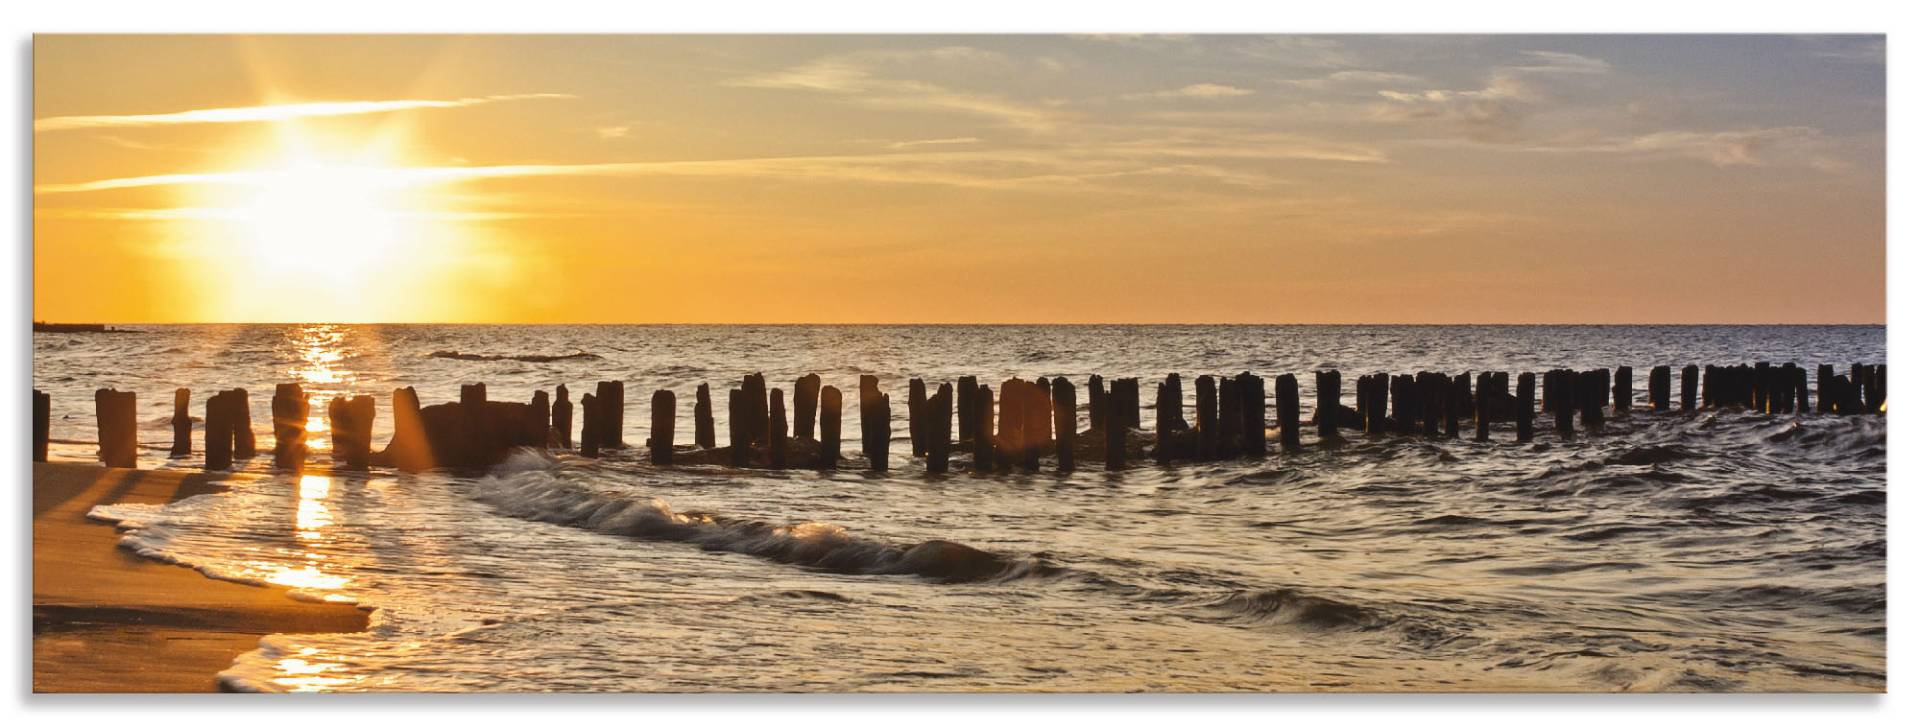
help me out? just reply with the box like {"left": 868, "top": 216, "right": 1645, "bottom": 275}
{"left": 287, "top": 324, "right": 354, "bottom": 443}
{"left": 273, "top": 647, "right": 362, "bottom": 692}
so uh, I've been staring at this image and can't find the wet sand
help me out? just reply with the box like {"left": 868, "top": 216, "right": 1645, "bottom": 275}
{"left": 32, "top": 462, "right": 369, "bottom": 693}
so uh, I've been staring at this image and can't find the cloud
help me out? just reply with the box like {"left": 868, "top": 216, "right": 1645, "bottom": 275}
{"left": 1278, "top": 70, "right": 1424, "bottom": 91}
{"left": 886, "top": 137, "right": 981, "bottom": 149}
{"left": 732, "top": 47, "right": 1062, "bottom": 131}
{"left": 1234, "top": 37, "right": 1359, "bottom": 69}
{"left": 1511, "top": 50, "right": 1612, "bottom": 75}
{"left": 1121, "top": 83, "right": 1254, "bottom": 102}
{"left": 596, "top": 125, "right": 631, "bottom": 139}
{"left": 35, "top": 93, "right": 574, "bottom": 132}
{"left": 1546, "top": 126, "right": 1843, "bottom": 169}
{"left": 1366, "top": 51, "right": 1609, "bottom": 142}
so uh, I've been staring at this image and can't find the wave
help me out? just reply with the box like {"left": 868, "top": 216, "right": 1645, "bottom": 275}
{"left": 469, "top": 464, "right": 1054, "bottom": 584}
{"left": 429, "top": 350, "right": 601, "bottom": 363}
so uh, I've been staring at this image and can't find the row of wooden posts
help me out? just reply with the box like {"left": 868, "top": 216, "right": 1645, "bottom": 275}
{"left": 30, "top": 361, "right": 1887, "bottom": 472}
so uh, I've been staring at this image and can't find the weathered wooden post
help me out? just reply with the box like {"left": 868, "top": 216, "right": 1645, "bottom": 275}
{"left": 1087, "top": 374, "right": 1107, "bottom": 432}
{"left": 596, "top": 380, "right": 626, "bottom": 449}
{"left": 1154, "top": 378, "right": 1175, "bottom": 464}
{"left": 231, "top": 388, "right": 256, "bottom": 458}
{"left": 1421, "top": 373, "right": 1444, "bottom": 437}
{"left": 529, "top": 390, "right": 551, "bottom": 449}
{"left": 651, "top": 389, "right": 676, "bottom": 465}
{"left": 907, "top": 378, "right": 928, "bottom": 457}
{"left": 1815, "top": 364, "right": 1833, "bottom": 413}
{"left": 1833, "top": 374, "right": 1862, "bottom": 415}
{"left": 926, "top": 383, "right": 953, "bottom": 473}
{"left": 1613, "top": 366, "right": 1632, "bottom": 413}
{"left": 957, "top": 375, "right": 978, "bottom": 443}
{"left": 388, "top": 387, "right": 431, "bottom": 471}
{"left": 553, "top": 385, "right": 574, "bottom": 449}
{"left": 1680, "top": 365, "right": 1699, "bottom": 412}
{"left": 168, "top": 387, "right": 192, "bottom": 457}
{"left": 581, "top": 393, "right": 601, "bottom": 458}
{"left": 461, "top": 382, "right": 486, "bottom": 408}
{"left": 1195, "top": 375, "right": 1219, "bottom": 458}
{"left": 1794, "top": 365, "right": 1811, "bottom": 414}
{"left": 694, "top": 384, "right": 715, "bottom": 448}
{"left": 795, "top": 374, "right": 820, "bottom": 441}
{"left": 819, "top": 385, "right": 843, "bottom": 469}
{"left": 272, "top": 383, "right": 309, "bottom": 471}
{"left": 1648, "top": 366, "right": 1670, "bottom": 411}
{"left": 1052, "top": 377, "right": 1076, "bottom": 472}
{"left": 1474, "top": 373, "right": 1492, "bottom": 442}
{"left": 1391, "top": 374, "right": 1417, "bottom": 435}
{"left": 1117, "top": 378, "right": 1141, "bottom": 430}
{"left": 860, "top": 376, "right": 889, "bottom": 471}
{"left": 33, "top": 389, "right": 50, "bottom": 463}
{"left": 1029, "top": 378, "right": 1054, "bottom": 468}
{"left": 1443, "top": 373, "right": 1465, "bottom": 438}
{"left": 1238, "top": 373, "right": 1266, "bottom": 455}
{"left": 972, "top": 384, "right": 996, "bottom": 472}
{"left": 1315, "top": 370, "right": 1341, "bottom": 442}
{"left": 1551, "top": 371, "right": 1575, "bottom": 438}
{"left": 1104, "top": 390, "right": 1126, "bottom": 471}
{"left": 725, "top": 389, "right": 746, "bottom": 466}
{"left": 1218, "top": 376, "right": 1243, "bottom": 454}
{"left": 1516, "top": 372, "right": 1536, "bottom": 443}
{"left": 1275, "top": 374, "right": 1300, "bottom": 450}
{"left": 998, "top": 379, "right": 1027, "bottom": 471}
{"left": 205, "top": 391, "right": 233, "bottom": 470}
{"left": 330, "top": 395, "right": 374, "bottom": 469}
{"left": 765, "top": 389, "right": 785, "bottom": 469}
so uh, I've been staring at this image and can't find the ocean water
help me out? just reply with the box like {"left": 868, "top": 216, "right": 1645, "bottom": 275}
{"left": 35, "top": 324, "right": 1886, "bottom": 692}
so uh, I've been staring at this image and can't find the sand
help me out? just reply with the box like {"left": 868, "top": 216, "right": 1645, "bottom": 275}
{"left": 32, "top": 462, "right": 370, "bottom": 693}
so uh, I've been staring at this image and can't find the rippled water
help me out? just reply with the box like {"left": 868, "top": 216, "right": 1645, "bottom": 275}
{"left": 35, "top": 324, "right": 1886, "bottom": 692}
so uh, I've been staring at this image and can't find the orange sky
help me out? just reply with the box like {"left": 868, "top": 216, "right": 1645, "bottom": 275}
{"left": 33, "top": 35, "right": 1886, "bottom": 323}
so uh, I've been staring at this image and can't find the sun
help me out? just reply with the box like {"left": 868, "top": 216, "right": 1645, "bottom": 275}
{"left": 232, "top": 159, "right": 416, "bottom": 285}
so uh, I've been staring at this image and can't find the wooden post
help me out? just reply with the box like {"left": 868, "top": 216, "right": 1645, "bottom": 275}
{"left": 581, "top": 393, "right": 601, "bottom": 458}
{"left": 972, "top": 384, "right": 995, "bottom": 472}
{"left": 1474, "top": 373, "right": 1492, "bottom": 442}
{"left": 596, "top": 380, "right": 626, "bottom": 449}
{"left": 205, "top": 391, "right": 233, "bottom": 470}
{"left": 272, "top": 383, "right": 309, "bottom": 471}
{"left": 926, "top": 383, "right": 953, "bottom": 473}
{"left": 461, "top": 382, "right": 486, "bottom": 408}
{"left": 1087, "top": 375, "right": 1107, "bottom": 432}
{"left": 1794, "top": 365, "right": 1810, "bottom": 414}
{"left": 1420, "top": 373, "right": 1443, "bottom": 436}
{"left": 1680, "top": 365, "right": 1698, "bottom": 412}
{"left": 794, "top": 374, "right": 820, "bottom": 441}
{"left": 1613, "top": 366, "right": 1632, "bottom": 412}
{"left": 388, "top": 387, "right": 431, "bottom": 471}
{"left": 1028, "top": 378, "right": 1052, "bottom": 470}
{"left": 694, "top": 383, "right": 715, "bottom": 448}
{"left": 651, "top": 389, "right": 676, "bottom": 465}
{"left": 819, "top": 385, "right": 842, "bottom": 469}
{"left": 1648, "top": 366, "right": 1670, "bottom": 411}
{"left": 330, "top": 395, "right": 374, "bottom": 469}
{"left": 1195, "top": 375, "right": 1219, "bottom": 458}
{"left": 907, "top": 378, "right": 928, "bottom": 457}
{"left": 1276, "top": 374, "right": 1300, "bottom": 450}
{"left": 860, "top": 376, "right": 889, "bottom": 471}
{"left": 33, "top": 389, "right": 51, "bottom": 463}
{"left": 231, "top": 388, "right": 256, "bottom": 458}
{"left": 1551, "top": 371, "right": 1574, "bottom": 438}
{"left": 1154, "top": 379, "right": 1175, "bottom": 464}
{"left": 1315, "top": 370, "right": 1340, "bottom": 441}
{"left": 94, "top": 388, "right": 137, "bottom": 468}
{"left": 166, "top": 387, "right": 192, "bottom": 457}
{"left": 1218, "top": 376, "right": 1242, "bottom": 455}
{"left": 725, "top": 389, "right": 746, "bottom": 466}
{"left": 1444, "top": 373, "right": 1465, "bottom": 438}
{"left": 1104, "top": 390, "right": 1126, "bottom": 471}
{"left": 765, "top": 389, "right": 785, "bottom": 469}
{"left": 554, "top": 385, "right": 574, "bottom": 449}
{"left": 1239, "top": 373, "right": 1266, "bottom": 455}
{"left": 1052, "top": 377, "right": 1076, "bottom": 472}
{"left": 1516, "top": 372, "right": 1536, "bottom": 443}
{"left": 530, "top": 390, "right": 551, "bottom": 449}
{"left": 1115, "top": 378, "right": 1141, "bottom": 430}
{"left": 997, "top": 379, "right": 1026, "bottom": 471}
{"left": 957, "top": 375, "right": 977, "bottom": 443}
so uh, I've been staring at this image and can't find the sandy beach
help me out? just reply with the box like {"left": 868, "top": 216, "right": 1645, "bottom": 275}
{"left": 32, "top": 462, "right": 370, "bottom": 693}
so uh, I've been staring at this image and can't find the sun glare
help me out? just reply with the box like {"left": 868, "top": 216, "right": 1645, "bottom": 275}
{"left": 233, "top": 161, "right": 413, "bottom": 285}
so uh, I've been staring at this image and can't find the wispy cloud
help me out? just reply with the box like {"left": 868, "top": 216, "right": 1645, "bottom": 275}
{"left": 35, "top": 93, "right": 574, "bottom": 132}
{"left": 886, "top": 137, "right": 981, "bottom": 149}
{"left": 1121, "top": 83, "right": 1254, "bottom": 102}
{"left": 731, "top": 47, "right": 1064, "bottom": 132}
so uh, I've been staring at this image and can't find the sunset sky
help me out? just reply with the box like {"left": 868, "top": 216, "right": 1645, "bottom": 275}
{"left": 33, "top": 34, "right": 1885, "bottom": 324}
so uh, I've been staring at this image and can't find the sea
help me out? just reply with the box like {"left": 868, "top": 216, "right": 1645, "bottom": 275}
{"left": 31, "top": 324, "right": 1887, "bottom": 692}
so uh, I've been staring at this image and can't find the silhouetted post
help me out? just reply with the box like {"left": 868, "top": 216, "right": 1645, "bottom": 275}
{"left": 1474, "top": 373, "right": 1492, "bottom": 442}
{"left": 1552, "top": 371, "right": 1575, "bottom": 439}
{"left": 271, "top": 383, "right": 309, "bottom": 471}
{"left": 231, "top": 389, "right": 256, "bottom": 458}
{"left": 972, "top": 385, "right": 996, "bottom": 472}
{"left": 461, "top": 382, "right": 486, "bottom": 408}
{"left": 651, "top": 390, "right": 676, "bottom": 465}
{"left": 1087, "top": 375, "right": 1107, "bottom": 432}
{"left": 1680, "top": 365, "right": 1698, "bottom": 412}
{"left": 794, "top": 374, "right": 820, "bottom": 441}
{"left": 998, "top": 379, "right": 1026, "bottom": 471}
{"left": 926, "top": 383, "right": 954, "bottom": 474}
{"left": 596, "top": 380, "right": 626, "bottom": 449}
{"left": 581, "top": 393, "right": 601, "bottom": 458}
{"left": 1516, "top": 372, "right": 1535, "bottom": 443}
{"left": 1863, "top": 363, "right": 1887, "bottom": 412}
{"left": 860, "top": 376, "right": 889, "bottom": 471}
{"left": 1276, "top": 374, "right": 1301, "bottom": 450}
{"left": 1444, "top": 373, "right": 1466, "bottom": 438}
{"left": 1195, "top": 375, "right": 1219, "bottom": 458}
{"left": 389, "top": 387, "right": 431, "bottom": 471}
{"left": 1815, "top": 364, "right": 1833, "bottom": 413}
{"left": 1391, "top": 374, "right": 1416, "bottom": 435}
{"left": 1218, "top": 376, "right": 1242, "bottom": 454}
{"left": 205, "top": 391, "right": 233, "bottom": 470}
{"left": 1794, "top": 365, "right": 1810, "bottom": 414}
{"left": 166, "top": 387, "right": 192, "bottom": 458}
{"left": 765, "top": 389, "right": 785, "bottom": 469}
{"left": 1052, "top": 378, "right": 1076, "bottom": 472}
{"left": 1420, "top": 373, "right": 1444, "bottom": 436}
{"left": 1648, "top": 366, "right": 1670, "bottom": 411}
{"left": 330, "top": 395, "right": 374, "bottom": 469}
{"left": 1116, "top": 378, "right": 1141, "bottom": 430}
{"left": 529, "top": 390, "right": 551, "bottom": 449}
{"left": 1154, "top": 378, "right": 1176, "bottom": 464}
{"left": 725, "top": 389, "right": 746, "bottom": 466}
{"left": 1613, "top": 367, "right": 1632, "bottom": 412}
{"left": 554, "top": 385, "right": 574, "bottom": 449}
{"left": 819, "top": 385, "right": 842, "bottom": 469}
{"left": 1029, "top": 378, "right": 1054, "bottom": 468}
{"left": 33, "top": 389, "right": 50, "bottom": 463}
{"left": 956, "top": 376, "right": 975, "bottom": 445}
{"left": 1238, "top": 373, "right": 1266, "bottom": 455}
{"left": 1315, "top": 370, "right": 1341, "bottom": 441}
{"left": 694, "top": 384, "right": 715, "bottom": 448}
{"left": 1104, "top": 392, "right": 1126, "bottom": 471}
{"left": 907, "top": 378, "right": 928, "bottom": 457}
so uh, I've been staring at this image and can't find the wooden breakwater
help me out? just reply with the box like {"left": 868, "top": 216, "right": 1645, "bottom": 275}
{"left": 30, "top": 360, "right": 1887, "bottom": 473}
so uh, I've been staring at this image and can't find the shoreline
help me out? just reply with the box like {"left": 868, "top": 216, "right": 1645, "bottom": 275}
{"left": 32, "top": 461, "right": 370, "bottom": 693}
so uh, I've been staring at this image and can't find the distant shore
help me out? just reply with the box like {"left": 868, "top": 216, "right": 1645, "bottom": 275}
{"left": 32, "top": 462, "right": 369, "bottom": 693}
